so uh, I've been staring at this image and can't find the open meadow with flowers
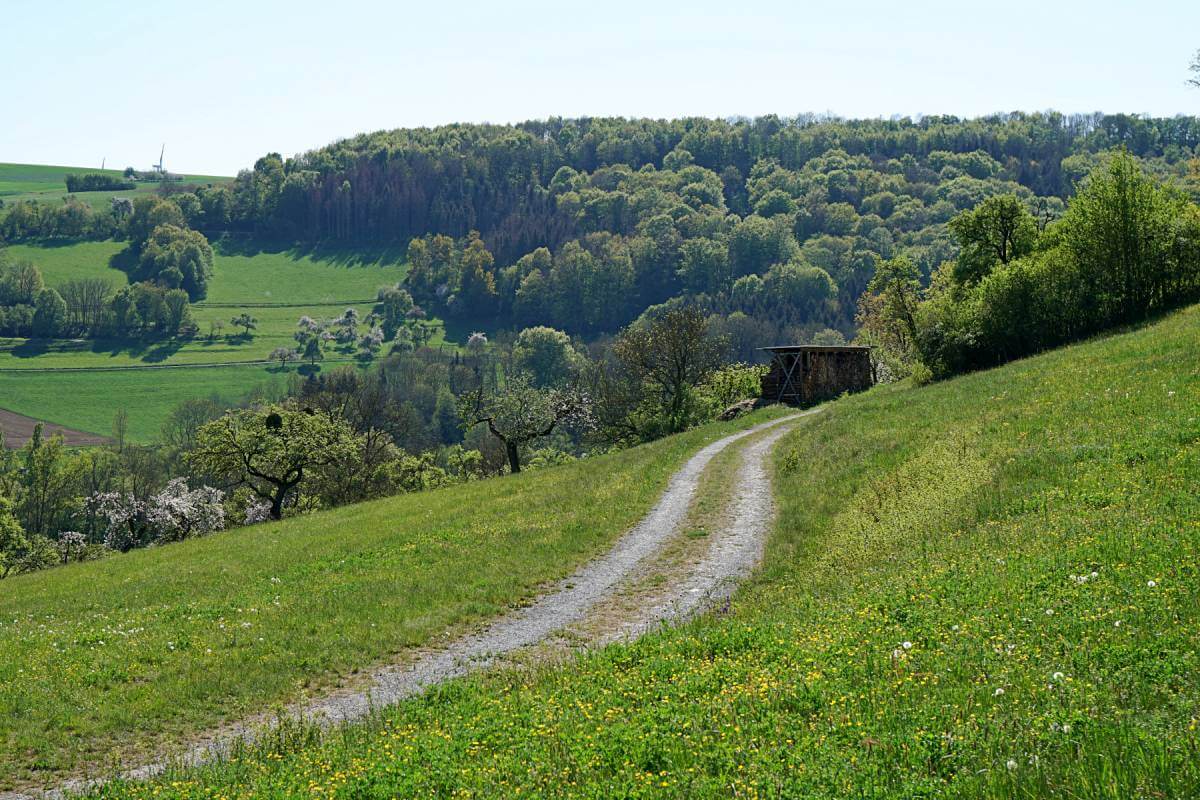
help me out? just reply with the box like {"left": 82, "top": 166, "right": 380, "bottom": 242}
{"left": 0, "top": 408, "right": 792, "bottom": 790}
{"left": 90, "top": 303, "right": 1200, "bottom": 799}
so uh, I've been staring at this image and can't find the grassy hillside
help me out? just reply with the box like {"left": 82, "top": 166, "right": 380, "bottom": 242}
{"left": 0, "top": 238, "right": 425, "bottom": 441}
{"left": 0, "top": 408, "right": 788, "bottom": 789}
{"left": 0, "top": 162, "right": 228, "bottom": 210}
{"left": 94, "top": 306, "right": 1200, "bottom": 799}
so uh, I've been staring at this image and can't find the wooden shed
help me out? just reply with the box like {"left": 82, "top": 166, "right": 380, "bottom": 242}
{"left": 759, "top": 345, "right": 873, "bottom": 406}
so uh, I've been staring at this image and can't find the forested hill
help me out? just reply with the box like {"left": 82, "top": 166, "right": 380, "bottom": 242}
{"left": 6, "top": 114, "right": 1197, "bottom": 344}
{"left": 241, "top": 113, "right": 1200, "bottom": 248}
{"left": 207, "top": 113, "right": 1197, "bottom": 340}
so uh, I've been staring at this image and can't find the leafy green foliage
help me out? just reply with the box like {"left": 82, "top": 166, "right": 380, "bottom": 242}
{"left": 947, "top": 194, "right": 1038, "bottom": 286}
{"left": 137, "top": 224, "right": 214, "bottom": 299}
{"left": 510, "top": 326, "right": 584, "bottom": 388}
{"left": 188, "top": 405, "right": 361, "bottom": 519}
{"left": 864, "top": 153, "right": 1200, "bottom": 379}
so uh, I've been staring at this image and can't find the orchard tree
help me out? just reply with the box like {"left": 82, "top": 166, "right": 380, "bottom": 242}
{"left": 459, "top": 374, "right": 591, "bottom": 474}
{"left": 1190, "top": 49, "right": 1200, "bottom": 88}
{"left": 188, "top": 405, "right": 362, "bottom": 519}
{"left": 376, "top": 285, "right": 415, "bottom": 336}
{"left": 230, "top": 312, "right": 257, "bottom": 336}
{"left": 269, "top": 346, "right": 299, "bottom": 369}
{"left": 303, "top": 335, "right": 324, "bottom": 365}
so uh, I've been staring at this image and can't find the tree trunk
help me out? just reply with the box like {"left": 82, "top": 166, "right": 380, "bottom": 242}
{"left": 506, "top": 441, "right": 521, "bottom": 474}
{"left": 270, "top": 489, "right": 286, "bottom": 520}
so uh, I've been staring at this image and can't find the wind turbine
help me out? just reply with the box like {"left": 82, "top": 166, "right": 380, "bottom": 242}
{"left": 153, "top": 144, "right": 165, "bottom": 175}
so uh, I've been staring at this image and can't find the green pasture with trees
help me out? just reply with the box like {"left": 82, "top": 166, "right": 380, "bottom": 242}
{"left": 0, "top": 48, "right": 1198, "bottom": 800}
{"left": 85, "top": 300, "right": 1200, "bottom": 800}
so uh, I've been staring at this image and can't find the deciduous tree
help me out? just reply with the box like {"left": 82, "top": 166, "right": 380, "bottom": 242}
{"left": 188, "top": 406, "right": 361, "bottom": 519}
{"left": 459, "top": 375, "right": 590, "bottom": 474}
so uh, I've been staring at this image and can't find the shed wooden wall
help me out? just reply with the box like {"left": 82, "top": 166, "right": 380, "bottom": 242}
{"left": 761, "top": 349, "right": 873, "bottom": 406}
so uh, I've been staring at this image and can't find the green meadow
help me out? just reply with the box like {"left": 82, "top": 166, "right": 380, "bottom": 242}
{"left": 0, "top": 409, "right": 789, "bottom": 790}
{"left": 0, "top": 162, "right": 229, "bottom": 210}
{"left": 84, "top": 306, "right": 1200, "bottom": 799}
{"left": 0, "top": 238, "right": 427, "bottom": 441}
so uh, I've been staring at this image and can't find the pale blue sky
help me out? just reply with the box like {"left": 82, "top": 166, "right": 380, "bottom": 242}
{"left": 3, "top": 0, "right": 1197, "bottom": 176}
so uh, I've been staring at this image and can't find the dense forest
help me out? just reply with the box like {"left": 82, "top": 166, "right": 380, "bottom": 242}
{"left": 4, "top": 113, "right": 1199, "bottom": 344}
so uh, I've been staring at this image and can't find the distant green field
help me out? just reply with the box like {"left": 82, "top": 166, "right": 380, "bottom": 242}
{"left": 0, "top": 238, "right": 435, "bottom": 441}
{"left": 0, "top": 363, "right": 293, "bottom": 442}
{"left": 0, "top": 162, "right": 229, "bottom": 210}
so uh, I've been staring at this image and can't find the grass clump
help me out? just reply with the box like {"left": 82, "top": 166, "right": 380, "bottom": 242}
{"left": 87, "top": 305, "right": 1200, "bottom": 799}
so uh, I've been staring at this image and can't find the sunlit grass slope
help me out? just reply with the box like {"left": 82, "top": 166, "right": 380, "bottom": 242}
{"left": 0, "top": 408, "right": 790, "bottom": 790}
{"left": 99, "top": 306, "right": 1200, "bottom": 799}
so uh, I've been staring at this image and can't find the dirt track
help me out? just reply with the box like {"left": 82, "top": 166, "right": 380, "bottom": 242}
{"left": 0, "top": 407, "right": 110, "bottom": 448}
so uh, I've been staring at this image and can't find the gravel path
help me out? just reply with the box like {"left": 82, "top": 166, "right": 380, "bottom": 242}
{"left": 604, "top": 415, "right": 806, "bottom": 641}
{"left": 5, "top": 410, "right": 808, "bottom": 799}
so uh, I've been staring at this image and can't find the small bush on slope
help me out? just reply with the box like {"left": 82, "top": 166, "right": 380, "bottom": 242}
{"left": 96, "top": 305, "right": 1200, "bottom": 799}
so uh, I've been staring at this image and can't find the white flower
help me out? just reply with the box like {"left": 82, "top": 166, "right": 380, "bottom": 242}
{"left": 902, "top": 641, "right": 913, "bottom": 650}
{"left": 1045, "top": 608, "right": 1055, "bottom": 616}
{"left": 1052, "top": 671, "right": 1065, "bottom": 681}
{"left": 1062, "top": 723, "right": 1072, "bottom": 734}
{"left": 1114, "top": 620, "right": 1122, "bottom": 628}
{"left": 1006, "top": 759, "right": 1018, "bottom": 771}
{"left": 1147, "top": 580, "right": 1157, "bottom": 588}
{"left": 994, "top": 687, "right": 1005, "bottom": 696}
{"left": 1090, "top": 571, "right": 1098, "bottom": 579}
{"left": 951, "top": 624, "right": 960, "bottom": 632}
{"left": 892, "top": 649, "right": 903, "bottom": 659}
